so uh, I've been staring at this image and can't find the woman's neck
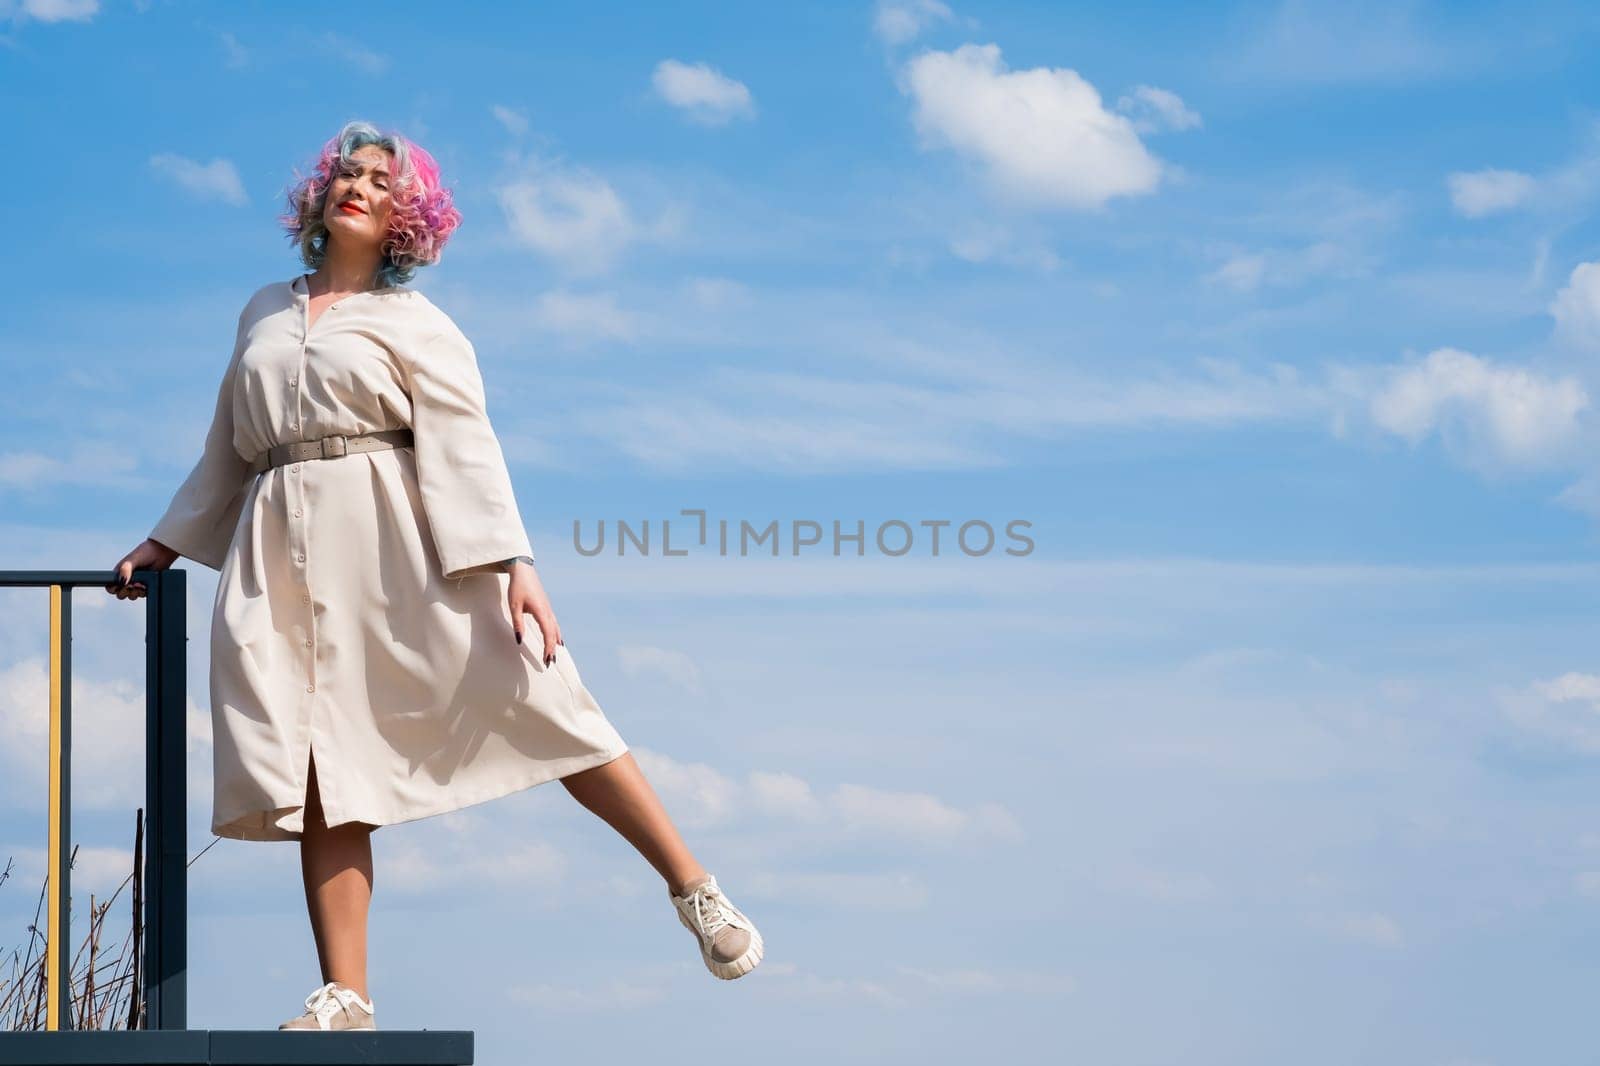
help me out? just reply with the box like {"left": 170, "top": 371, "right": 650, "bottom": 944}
{"left": 310, "top": 247, "right": 384, "bottom": 296}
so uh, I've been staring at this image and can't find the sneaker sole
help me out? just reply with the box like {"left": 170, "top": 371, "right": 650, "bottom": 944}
{"left": 678, "top": 909, "right": 765, "bottom": 980}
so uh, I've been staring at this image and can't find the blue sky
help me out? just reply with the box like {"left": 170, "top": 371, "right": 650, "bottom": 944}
{"left": 5, "top": 0, "right": 1600, "bottom": 1062}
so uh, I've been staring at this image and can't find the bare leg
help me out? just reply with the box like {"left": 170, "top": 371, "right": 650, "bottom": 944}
{"left": 560, "top": 752, "right": 709, "bottom": 896}
{"left": 299, "top": 751, "right": 376, "bottom": 1000}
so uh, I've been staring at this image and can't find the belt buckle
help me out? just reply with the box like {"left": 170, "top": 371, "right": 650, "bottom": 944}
{"left": 321, "top": 434, "right": 348, "bottom": 459}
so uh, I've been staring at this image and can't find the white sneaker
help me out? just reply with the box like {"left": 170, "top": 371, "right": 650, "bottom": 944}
{"left": 669, "top": 873, "right": 765, "bottom": 980}
{"left": 278, "top": 980, "right": 377, "bottom": 1030}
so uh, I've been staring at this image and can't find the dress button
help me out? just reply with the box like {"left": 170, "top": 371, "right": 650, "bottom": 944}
{"left": 290, "top": 422, "right": 299, "bottom": 431}
{"left": 302, "top": 593, "right": 311, "bottom": 604}
{"left": 297, "top": 553, "right": 306, "bottom": 563}
{"left": 295, "top": 508, "right": 303, "bottom": 517}
{"left": 305, "top": 639, "right": 313, "bottom": 647}
{"left": 289, "top": 377, "right": 297, "bottom": 386}
{"left": 291, "top": 464, "right": 300, "bottom": 472}
{"left": 306, "top": 684, "right": 315, "bottom": 693}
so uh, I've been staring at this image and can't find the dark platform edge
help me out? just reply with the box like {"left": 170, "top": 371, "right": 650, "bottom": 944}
{"left": 0, "top": 1028, "right": 473, "bottom": 1065}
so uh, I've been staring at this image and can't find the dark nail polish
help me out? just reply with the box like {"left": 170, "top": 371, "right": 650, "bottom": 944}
{"left": 515, "top": 631, "right": 522, "bottom": 644}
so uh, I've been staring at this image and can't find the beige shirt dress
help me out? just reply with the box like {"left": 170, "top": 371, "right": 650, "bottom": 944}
{"left": 148, "top": 273, "right": 629, "bottom": 842}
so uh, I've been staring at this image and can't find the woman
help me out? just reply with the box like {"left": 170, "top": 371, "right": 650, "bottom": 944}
{"left": 105, "top": 120, "right": 763, "bottom": 1031}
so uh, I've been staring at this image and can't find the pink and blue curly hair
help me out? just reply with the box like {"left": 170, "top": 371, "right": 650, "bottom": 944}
{"left": 279, "top": 120, "right": 462, "bottom": 288}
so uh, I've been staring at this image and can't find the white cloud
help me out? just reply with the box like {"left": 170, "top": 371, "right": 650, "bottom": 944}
{"left": 525, "top": 953, "right": 1077, "bottom": 1015}
{"left": 630, "top": 746, "right": 1023, "bottom": 846}
{"left": 1115, "top": 84, "right": 1202, "bottom": 134}
{"left": 4, "top": 844, "right": 135, "bottom": 898}
{"left": 1447, "top": 168, "right": 1537, "bottom": 217}
{"left": 511, "top": 958, "right": 1072, "bottom": 1012}
{"left": 684, "top": 276, "right": 748, "bottom": 308}
{"left": 490, "top": 104, "right": 531, "bottom": 136}
{"left": 0, "top": 658, "right": 210, "bottom": 811}
{"left": 0, "top": 437, "right": 139, "bottom": 490}
{"left": 1444, "top": 124, "right": 1600, "bottom": 219}
{"left": 1121, "top": 865, "right": 1217, "bottom": 902}
{"left": 873, "top": 0, "right": 954, "bottom": 45}
{"left": 1550, "top": 261, "right": 1600, "bottom": 350}
{"left": 148, "top": 154, "right": 248, "bottom": 206}
{"left": 1203, "top": 239, "right": 1372, "bottom": 292}
{"left": 531, "top": 290, "right": 640, "bottom": 343}
{"left": 897, "top": 43, "right": 1165, "bottom": 210}
{"left": 895, "top": 964, "right": 1006, "bottom": 991}
{"left": 742, "top": 869, "right": 930, "bottom": 910}
{"left": 752, "top": 961, "right": 908, "bottom": 1007}
{"left": 627, "top": 748, "right": 743, "bottom": 829}
{"left": 1503, "top": 671, "right": 1600, "bottom": 754}
{"left": 948, "top": 225, "right": 1061, "bottom": 271}
{"left": 747, "top": 770, "right": 823, "bottom": 820}
{"left": 572, "top": 355, "right": 1328, "bottom": 475}
{"left": 615, "top": 644, "right": 703, "bottom": 694}
{"left": 380, "top": 810, "right": 568, "bottom": 893}
{"left": 316, "top": 32, "right": 387, "bottom": 75}
{"left": 831, "top": 782, "right": 977, "bottom": 838}
{"left": 1553, "top": 472, "right": 1600, "bottom": 521}
{"left": 497, "top": 163, "right": 636, "bottom": 275}
{"left": 651, "top": 59, "right": 755, "bottom": 126}
{"left": 8, "top": 0, "right": 99, "bottom": 23}
{"left": 508, "top": 979, "right": 669, "bottom": 1012}
{"left": 1206, "top": 252, "right": 1268, "bottom": 292}
{"left": 1366, "top": 347, "right": 1588, "bottom": 470}
{"left": 1228, "top": 0, "right": 1481, "bottom": 86}
{"left": 1330, "top": 911, "right": 1403, "bottom": 946}
{"left": 217, "top": 30, "right": 249, "bottom": 70}
{"left": 758, "top": 959, "right": 1073, "bottom": 1005}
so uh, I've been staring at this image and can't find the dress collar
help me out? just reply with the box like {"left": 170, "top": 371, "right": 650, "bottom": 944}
{"left": 291, "top": 272, "right": 408, "bottom": 298}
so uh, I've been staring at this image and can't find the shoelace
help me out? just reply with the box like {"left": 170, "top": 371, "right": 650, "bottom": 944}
{"left": 686, "top": 883, "right": 740, "bottom": 939}
{"left": 302, "top": 981, "right": 368, "bottom": 1028}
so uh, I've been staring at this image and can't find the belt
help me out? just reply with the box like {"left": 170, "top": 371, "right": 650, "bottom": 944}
{"left": 248, "top": 428, "right": 414, "bottom": 477}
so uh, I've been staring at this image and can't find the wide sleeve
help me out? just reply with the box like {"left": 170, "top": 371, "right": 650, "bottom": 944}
{"left": 400, "top": 323, "right": 535, "bottom": 581}
{"left": 147, "top": 307, "right": 254, "bottom": 571}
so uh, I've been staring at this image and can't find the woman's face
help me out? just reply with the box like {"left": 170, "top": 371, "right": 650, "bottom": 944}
{"left": 323, "top": 145, "right": 394, "bottom": 252}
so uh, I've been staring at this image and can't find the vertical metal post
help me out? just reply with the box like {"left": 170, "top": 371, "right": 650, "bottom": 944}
{"left": 46, "top": 584, "right": 72, "bottom": 1030}
{"left": 142, "top": 568, "right": 188, "bottom": 1030}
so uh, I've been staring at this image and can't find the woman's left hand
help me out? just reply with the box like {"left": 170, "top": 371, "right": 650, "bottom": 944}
{"left": 507, "top": 560, "right": 564, "bottom": 665}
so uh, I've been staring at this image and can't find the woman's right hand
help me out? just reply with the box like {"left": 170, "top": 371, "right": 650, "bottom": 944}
{"left": 105, "top": 539, "right": 180, "bottom": 601}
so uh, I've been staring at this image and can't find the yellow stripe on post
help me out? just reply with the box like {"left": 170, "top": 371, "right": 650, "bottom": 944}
{"left": 46, "top": 583, "right": 63, "bottom": 1031}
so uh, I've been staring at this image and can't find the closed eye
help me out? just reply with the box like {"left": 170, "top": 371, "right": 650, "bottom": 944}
{"left": 340, "top": 166, "right": 389, "bottom": 189}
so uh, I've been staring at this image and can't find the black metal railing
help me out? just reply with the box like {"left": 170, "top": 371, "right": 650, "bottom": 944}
{"left": 0, "top": 567, "right": 473, "bottom": 1064}
{"left": 0, "top": 567, "right": 187, "bottom": 1032}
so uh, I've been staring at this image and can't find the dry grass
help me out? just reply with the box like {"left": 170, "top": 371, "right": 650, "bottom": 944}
{"left": 0, "top": 807, "right": 217, "bottom": 1031}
